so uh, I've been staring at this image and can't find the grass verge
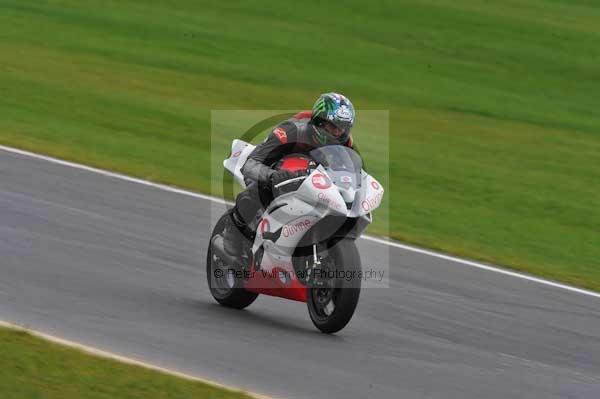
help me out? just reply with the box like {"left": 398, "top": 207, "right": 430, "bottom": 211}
{"left": 0, "top": 0, "right": 598, "bottom": 290}
{"left": 0, "top": 325, "right": 256, "bottom": 399}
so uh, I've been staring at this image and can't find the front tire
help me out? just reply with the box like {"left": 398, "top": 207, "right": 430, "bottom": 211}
{"left": 206, "top": 210, "right": 258, "bottom": 309}
{"left": 307, "top": 239, "right": 361, "bottom": 334}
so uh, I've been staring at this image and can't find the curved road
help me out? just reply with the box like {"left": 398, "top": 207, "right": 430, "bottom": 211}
{"left": 1, "top": 148, "right": 600, "bottom": 399}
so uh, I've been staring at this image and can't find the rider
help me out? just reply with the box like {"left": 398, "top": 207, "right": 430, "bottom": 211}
{"left": 224, "top": 92, "right": 357, "bottom": 256}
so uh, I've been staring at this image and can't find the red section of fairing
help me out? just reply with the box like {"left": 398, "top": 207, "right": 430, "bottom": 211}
{"left": 279, "top": 156, "right": 309, "bottom": 172}
{"left": 244, "top": 264, "right": 308, "bottom": 302}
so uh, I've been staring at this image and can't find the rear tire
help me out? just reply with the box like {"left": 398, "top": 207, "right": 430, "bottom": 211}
{"left": 206, "top": 210, "right": 258, "bottom": 309}
{"left": 307, "top": 239, "right": 361, "bottom": 334}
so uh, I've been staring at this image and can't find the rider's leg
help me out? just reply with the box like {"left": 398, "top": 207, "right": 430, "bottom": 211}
{"left": 223, "top": 182, "right": 263, "bottom": 256}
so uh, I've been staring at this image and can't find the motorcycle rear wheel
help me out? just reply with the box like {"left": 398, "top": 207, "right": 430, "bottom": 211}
{"left": 206, "top": 210, "right": 258, "bottom": 309}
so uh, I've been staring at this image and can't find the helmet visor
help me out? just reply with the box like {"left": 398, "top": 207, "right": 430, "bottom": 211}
{"left": 315, "top": 118, "right": 351, "bottom": 144}
{"left": 323, "top": 120, "right": 345, "bottom": 138}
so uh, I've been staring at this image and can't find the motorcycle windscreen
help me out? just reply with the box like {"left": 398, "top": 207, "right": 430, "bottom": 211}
{"left": 309, "top": 145, "right": 362, "bottom": 203}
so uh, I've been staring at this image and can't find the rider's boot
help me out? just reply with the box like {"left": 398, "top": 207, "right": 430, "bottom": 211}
{"left": 223, "top": 209, "right": 247, "bottom": 257}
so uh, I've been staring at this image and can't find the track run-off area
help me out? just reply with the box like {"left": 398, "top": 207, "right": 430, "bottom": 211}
{"left": 1, "top": 146, "right": 600, "bottom": 399}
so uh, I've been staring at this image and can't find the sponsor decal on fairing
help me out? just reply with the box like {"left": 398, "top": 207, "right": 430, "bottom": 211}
{"left": 311, "top": 173, "right": 332, "bottom": 190}
{"left": 361, "top": 192, "right": 384, "bottom": 212}
{"left": 318, "top": 192, "right": 343, "bottom": 210}
{"left": 282, "top": 219, "right": 312, "bottom": 238}
{"left": 259, "top": 219, "right": 270, "bottom": 235}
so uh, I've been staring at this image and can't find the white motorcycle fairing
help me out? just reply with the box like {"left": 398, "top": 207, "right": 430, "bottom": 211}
{"left": 223, "top": 140, "right": 384, "bottom": 280}
{"left": 223, "top": 139, "right": 254, "bottom": 189}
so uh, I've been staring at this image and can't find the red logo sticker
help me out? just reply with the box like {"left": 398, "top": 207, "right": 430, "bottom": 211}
{"left": 311, "top": 173, "right": 331, "bottom": 190}
{"left": 260, "top": 219, "right": 270, "bottom": 235}
{"left": 371, "top": 180, "right": 380, "bottom": 190}
{"left": 232, "top": 150, "right": 242, "bottom": 158}
{"left": 273, "top": 127, "right": 288, "bottom": 144}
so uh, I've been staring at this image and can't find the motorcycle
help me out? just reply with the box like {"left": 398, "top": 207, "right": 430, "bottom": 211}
{"left": 207, "top": 139, "right": 384, "bottom": 333}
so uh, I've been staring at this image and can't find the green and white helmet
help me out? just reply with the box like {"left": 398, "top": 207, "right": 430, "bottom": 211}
{"left": 311, "top": 92, "right": 355, "bottom": 145}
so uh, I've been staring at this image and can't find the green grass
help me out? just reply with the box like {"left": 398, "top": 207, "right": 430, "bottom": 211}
{"left": 0, "top": 326, "right": 254, "bottom": 399}
{"left": 0, "top": 0, "right": 599, "bottom": 290}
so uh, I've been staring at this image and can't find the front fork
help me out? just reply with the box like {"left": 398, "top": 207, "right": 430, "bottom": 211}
{"left": 306, "top": 243, "right": 333, "bottom": 290}
{"left": 313, "top": 243, "right": 321, "bottom": 267}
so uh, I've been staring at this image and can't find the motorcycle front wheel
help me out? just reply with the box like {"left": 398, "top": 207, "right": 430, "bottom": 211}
{"left": 307, "top": 238, "right": 361, "bottom": 334}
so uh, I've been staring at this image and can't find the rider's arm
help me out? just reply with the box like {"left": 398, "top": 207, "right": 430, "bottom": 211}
{"left": 241, "top": 122, "right": 297, "bottom": 186}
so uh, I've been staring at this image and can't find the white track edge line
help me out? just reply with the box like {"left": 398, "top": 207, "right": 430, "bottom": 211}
{"left": 0, "top": 320, "right": 272, "bottom": 399}
{"left": 1, "top": 144, "right": 598, "bottom": 300}
{"left": 0, "top": 145, "right": 232, "bottom": 205}
{"left": 362, "top": 235, "right": 600, "bottom": 298}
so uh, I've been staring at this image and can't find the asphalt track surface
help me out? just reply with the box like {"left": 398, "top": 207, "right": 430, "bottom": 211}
{"left": 1, "top": 148, "right": 600, "bottom": 399}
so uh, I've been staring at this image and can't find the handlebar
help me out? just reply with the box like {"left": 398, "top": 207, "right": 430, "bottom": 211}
{"left": 273, "top": 175, "right": 307, "bottom": 189}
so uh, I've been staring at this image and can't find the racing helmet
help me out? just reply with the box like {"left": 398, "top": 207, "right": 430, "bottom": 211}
{"left": 310, "top": 92, "right": 355, "bottom": 145}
